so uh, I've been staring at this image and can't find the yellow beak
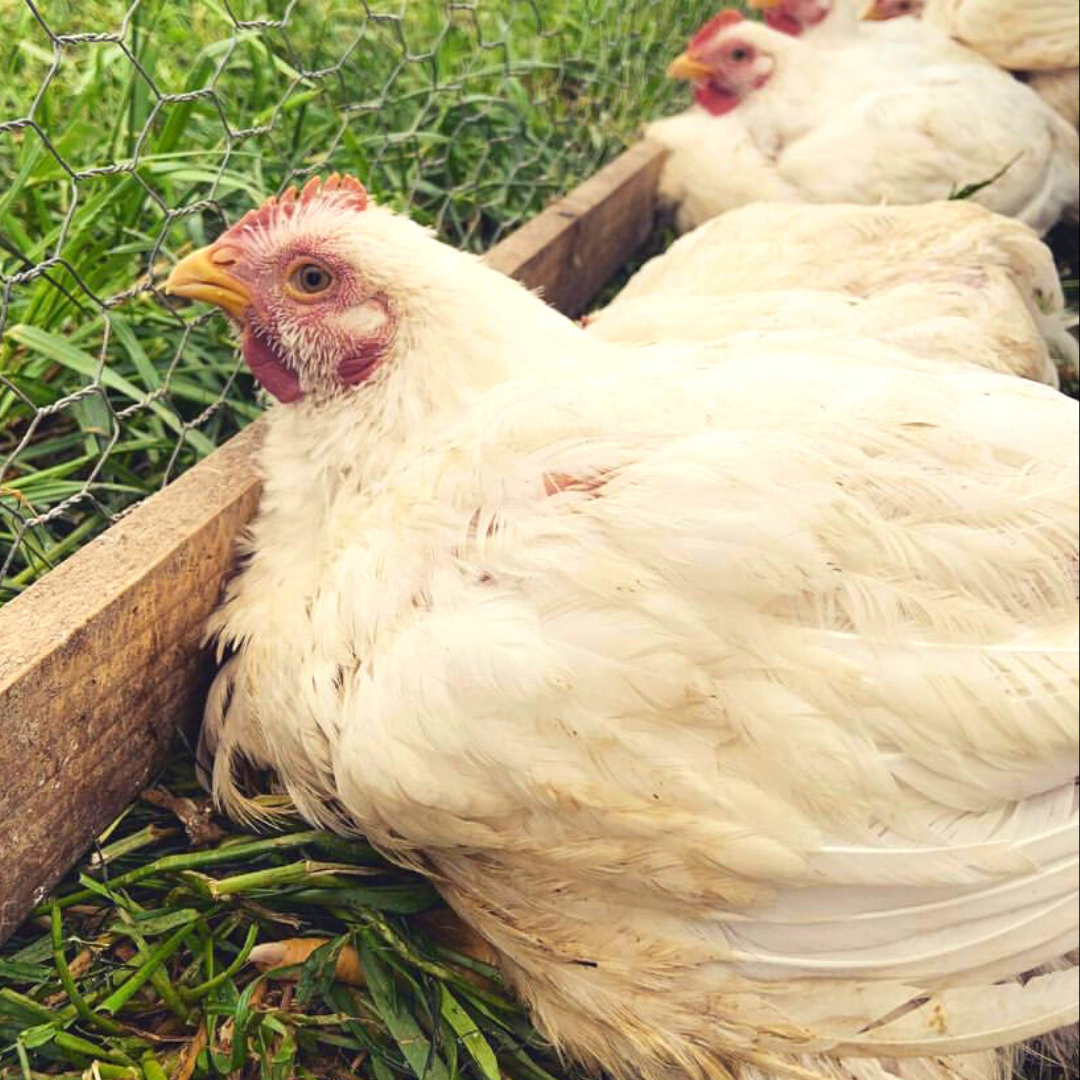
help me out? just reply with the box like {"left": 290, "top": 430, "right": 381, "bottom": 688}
{"left": 668, "top": 52, "right": 714, "bottom": 81}
{"left": 165, "top": 245, "right": 252, "bottom": 320}
{"left": 861, "top": 2, "right": 889, "bottom": 19}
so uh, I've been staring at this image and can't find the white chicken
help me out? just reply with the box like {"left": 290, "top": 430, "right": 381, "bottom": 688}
{"left": 651, "top": 9, "right": 1078, "bottom": 233}
{"left": 166, "top": 176, "right": 1079, "bottom": 1080}
{"left": 863, "top": 0, "right": 1080, "bottom": 127}
{"left": 645, "top": 14, "right": 800, "bottom": 234}
{"left": 587, "top": 200, "right": 1078, "bottom": 386}
{"left": 644, "top": 4, "right": 982, "bottom": 235}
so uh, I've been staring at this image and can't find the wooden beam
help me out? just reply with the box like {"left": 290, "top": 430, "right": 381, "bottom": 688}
{"left": 0, "top": 426, "right": 263, "bottom": 941}
{"left": 485, "top": 139, "right": 667, "bottom": 316}
{"left": 0, "top": 140, "right": 667, "bottom": 944}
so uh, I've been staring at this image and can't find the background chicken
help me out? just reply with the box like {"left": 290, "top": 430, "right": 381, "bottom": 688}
{"left": 863, "top": 0, "right": 1080, "bottom": 127}
{"left": 644, "top": 13, "right": 801, "bottom": 234}
{"left": 166, "top": 176, "right": 1079, "bottom": 1080}
{"left": 651, "top": 9, "right": 1079, "bottom": 233}
{"left": 587, "top": 200, "right": 1078, "bottom": 386}
{"left": 750, "top": 0, "right": 987, "bottom": 63}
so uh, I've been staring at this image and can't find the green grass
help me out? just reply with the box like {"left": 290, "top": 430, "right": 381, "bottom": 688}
{"left": 0, "top": 0, "right": 723, "bottom": 604}
{"left": 0, "top": 747, "right": 592, "bottom": 1080}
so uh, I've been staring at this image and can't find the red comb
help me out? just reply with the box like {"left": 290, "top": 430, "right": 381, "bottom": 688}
{"left": 227, "top": 173, "right": 368, "bottom": 236}
{"left": 689, "top": 9, "right": 744, "bottom": 49}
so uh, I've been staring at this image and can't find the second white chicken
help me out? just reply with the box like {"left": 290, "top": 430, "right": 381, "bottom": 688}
{"left": 589, "top": 200, "right": 1077, "bottom": 386}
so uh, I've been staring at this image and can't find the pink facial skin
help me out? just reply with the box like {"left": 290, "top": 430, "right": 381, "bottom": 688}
{"left": 762, "top": 0, "right": 830, "bottom": 36}
{"left": 869, "top": 0, "right": 923, "bottom": 17}
{"left": 764, "top": 11, "right": 806, "bottom": 35}
{"left": 337, "top": 296, "right": 394, "bottom": 388}
{"left": 220, "top": 239, "right": 394, "bottom": 403}
{"left": 204, "top": 175, "right": 394, "bottom": 404}
{"left": 692, "top": 38, "right": 774, "bottom": 116}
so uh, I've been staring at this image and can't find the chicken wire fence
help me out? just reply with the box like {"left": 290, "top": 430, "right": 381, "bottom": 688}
{"left": 0, "top": 0, "right": 721, "bottom": 606}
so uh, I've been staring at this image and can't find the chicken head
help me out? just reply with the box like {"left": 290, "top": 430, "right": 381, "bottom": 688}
{"left": 166, "top": 174, "right": 395, "bottom": 403}
{"left": 668, "top": 12, "right": 778, "bottom": 115}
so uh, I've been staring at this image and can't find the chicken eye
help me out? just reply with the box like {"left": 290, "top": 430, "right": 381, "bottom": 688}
{"left": 288, "top": 261, "right": 334, "bottom": 298}
{"left": 729, "top": 47, "right": 750, "bottom": 62}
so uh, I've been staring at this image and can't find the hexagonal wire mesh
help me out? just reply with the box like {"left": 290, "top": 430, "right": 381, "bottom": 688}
{"left": 0, "top": 0, "right": 721, "bottom": 605}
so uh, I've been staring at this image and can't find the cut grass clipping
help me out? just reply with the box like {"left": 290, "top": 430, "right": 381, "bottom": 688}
{"left": 0, "top": 748, "right": 591, "bottom": 1080}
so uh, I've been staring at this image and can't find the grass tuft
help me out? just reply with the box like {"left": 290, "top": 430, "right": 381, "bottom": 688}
{"left": 0, "top": 747, "right": 589, "bottom": 1080}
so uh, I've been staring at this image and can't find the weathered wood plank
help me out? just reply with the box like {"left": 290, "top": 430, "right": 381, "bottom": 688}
{"left": 486, "top": 139, "right": 668, "bottom": 315}
{"left": 0, "top": 140, "right": 667, "bottom": 943}
{"left": 0, "top": 423, "right": 263, "bottom": 940}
